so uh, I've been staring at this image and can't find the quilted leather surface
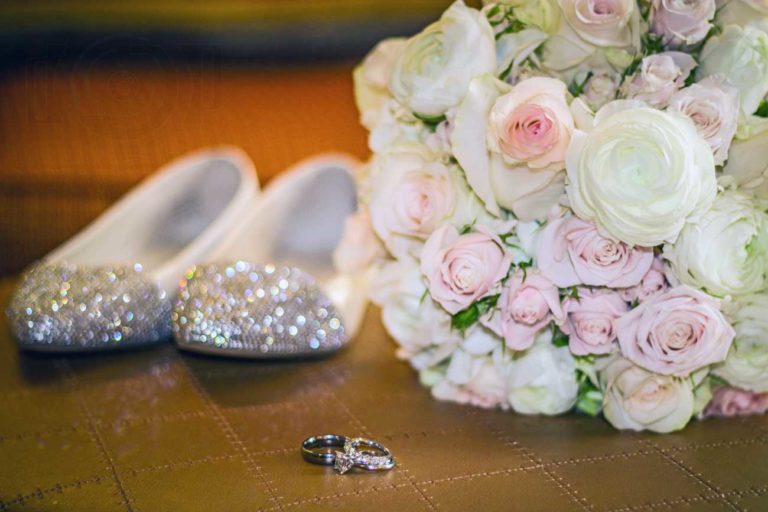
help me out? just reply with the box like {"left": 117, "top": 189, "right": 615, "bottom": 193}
{"left": 1, "top": 278, "right": 768, "bottom": 511}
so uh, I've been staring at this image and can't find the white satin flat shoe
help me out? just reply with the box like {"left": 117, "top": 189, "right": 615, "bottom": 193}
{"left": 172, "top": 153, "right": 368, "bottom": 359}
{"left": 7, "top": 147, "right": 259, "bottom": 352}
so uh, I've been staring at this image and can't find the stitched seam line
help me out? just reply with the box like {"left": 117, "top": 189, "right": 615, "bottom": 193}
{"left": 55, "top": 359, "right": 135, "bottom": 512}
{"left": 179, "top": 360, "right": 284, "bottom": 510}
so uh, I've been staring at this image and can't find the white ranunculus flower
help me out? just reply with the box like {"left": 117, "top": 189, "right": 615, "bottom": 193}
{"left": 389, "top": 1, "right": 496, "bottom": 118}
{"left": 697, "top": 24, "right": 768, "bottom": 115}
{"left": 713, "top": 293, "right": 768, "bottom": 391}
{"left": 451, "top": 75, "right": 572, "bottom": 221}
{"left": 507, "top": 330, "right": 579, "bottom": 415}
{"left": 353, "top": 38, "right": 407, "bottom": 130}
{"left": 371, "top": 260, "right": 461, "bottom": 369}
{"left": 667, "top": 76, "right": 739, "bottom": 166}
{"left": 663, "top": 191, "right": 768, "bottom": 297}
{"left": 598, "top": 355, "right": 696, "bottom": 433}
{"left": 722, "top": 116, "right": 768, "bottom": 201}
{"left": 566, "top": 100, "right": 717, "bottom": 247}
{"left": 368, "top": 146, "right": 488, "bottom": 259}
{"left": 716, "top": 0, "right": 768, "bottom": 34}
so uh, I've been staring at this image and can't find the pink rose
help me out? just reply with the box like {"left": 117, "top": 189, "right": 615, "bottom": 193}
{"left": 704, "top": 386, "right": 768, "bottom": 418}
{"left": 483, "top": 270, "right": 564, "bottom": 351}
{"left": 622, "top": 52, "right": 696, "bottom": 108}
{"left": 420, "top": 225, "right": 511, "bottom": 314}
{"left": 559, "top": 0, "right": 638, "bottom": 47}
{"left": 618, "top": 256, "right": 669, "bottom": 303}
{"left": 537, "top": 215, "right": 654, "bottom": 289}
{"left": 616, "top": 286, "right": 735, "bottom": 377}
{"left": 562, "top": 289, "right": 629, "bottom": 356}
{"left": 369, "top": 152, "right": 457, "bottom": 258}
{"left": 489, "top": 77, "right": 574, "bottom": 170}
{"left": 667, "top": 76, "right": 740, "bottom": 166}
{"left": 651, "top": 0, "right": 715, "bottom": 48}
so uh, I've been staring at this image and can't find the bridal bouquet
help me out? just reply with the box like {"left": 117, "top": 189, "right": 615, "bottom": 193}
{"left": 337, "top": 0, "right": 768, "bottom": 432}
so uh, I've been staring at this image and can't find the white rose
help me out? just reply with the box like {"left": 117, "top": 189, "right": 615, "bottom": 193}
{"left": 698, "top": 24, "right": 768, "bottom": 115}
{"left": 566, "top": 100, "right": 717, "bottom": 246}
{"left": 451, "top": 75, "right": 572, "bottom": 221}
{"left": 431, "top": 348, "right": 509, "bottom": 409}
{"left": 368, "top": 147, "right": 487, "bottom": 259}
{"left": 389, "top": 1, "right": 496, "bottom": 117}
{"left": 582, "top": 70, "right": 622, "bottom": 110}
{"left": 667, "top": 76, "right": 740, "bottom": 165}
{"left": 332, "top": 208, "right": 384, "bottom": 274}
{"left": 663, "top": 191, "right": 768, "bottom": 297}
{"left": 722, "top": 116, "right": 768, "bottom": 201}
{"left": 371, "top": 260, "right": 461, "bottom": 369}
{"left": 713, "top": 293, "right": 768, "bottom": 391}
{"left": 621, "top": 52, "right": 696, "bottom": 108}
{"left": 716, "top": 0, "right": 768, "bottom": 34}
{"left": 496, "top": 29, "right": 550, "bottom": 79}
{"left": 507, "top": 331, "right": 579, "bottom": 415}
{"left": 598, "top": 355, "right": 696, "bottom": 433}
{"left": 559, "top": 0, "right": 639, "bottom": 47}
{"left": 353, "top": 38, "right": 407, "bottom": 130}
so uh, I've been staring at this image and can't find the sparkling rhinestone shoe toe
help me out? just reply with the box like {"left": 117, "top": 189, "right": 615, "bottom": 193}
{"left": 173, "top": 153, "right": 369, "bottom": 359}
{"left": 7, "top": 147, "right": 258, "bottom": 352}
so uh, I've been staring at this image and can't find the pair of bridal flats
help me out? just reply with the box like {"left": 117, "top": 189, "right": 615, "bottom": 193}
{"left": 6, "top": 148, "right": 368, "bottom": 358}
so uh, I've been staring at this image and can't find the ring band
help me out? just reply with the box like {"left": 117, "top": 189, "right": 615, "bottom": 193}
{"left": 302, "top": 434, "right": 347, "bottom": 466}
{"left": 342, "top": 437, "right": 396, "bottom": 472}
{"left": 301, "top": 434, "right": 396, "bottom": 474}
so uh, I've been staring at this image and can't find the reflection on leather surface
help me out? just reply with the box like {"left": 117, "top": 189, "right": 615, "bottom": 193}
{"left": 0, "top": 278, "right": 767, "bottom": 511}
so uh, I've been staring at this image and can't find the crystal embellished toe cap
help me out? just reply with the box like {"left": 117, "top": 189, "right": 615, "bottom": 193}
{"left": 172, "top": 262, "right": 347, "bottom": 358}
{"left": 6, "top": 262, "right": 172, "bottom": 352}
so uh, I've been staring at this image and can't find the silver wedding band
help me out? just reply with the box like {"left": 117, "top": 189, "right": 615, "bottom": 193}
{"left": 302, "top": 434, "right": 347, "bottom": 465}
{"left": 301, "top": 434, "right": 396, "bottom": 473}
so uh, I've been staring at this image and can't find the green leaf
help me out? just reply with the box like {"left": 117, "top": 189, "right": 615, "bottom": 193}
{"left": 575, "top": 367, "right": 603, "bottom": 417}
{"left": 643, "top": 33, "right": 665, "bottom": 55}
{"left": 513, "top": 258, "right": 533, "bottom": 282}
{"left": 476, "top": 294, "right": 500, "bottom": 316}
{"left": 552, "top": 326, "right": 569, "bottom": 348}
{"left": 495, "top": 19, "right": 526, "bottom": 40}
{"left": 684, "top": 67, "right": 698, "bottom": 87}
{"left": 568, "top": 71, "right": 593, "bottom": 97}
{"left": 451, "top": 304, "right": 480, "bottom": 332}
{"left": 576, "top": 389, "right": 603, "bottom": 417}
{"left": 414, "top": 112, "right": 447, "bottom": 130}
{"left": 562, "top": 286, "right": 581, "bottom": 301}
{"left": 755, "top": 100, "right": 768, "bottom": 118}
{"left": 450, "top": 294, "right": 500, "bottom": 333}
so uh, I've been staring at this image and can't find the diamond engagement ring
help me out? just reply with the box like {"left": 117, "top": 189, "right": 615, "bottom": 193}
{"left": 301, "top": 434, "right": 396, "bottom": 474}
